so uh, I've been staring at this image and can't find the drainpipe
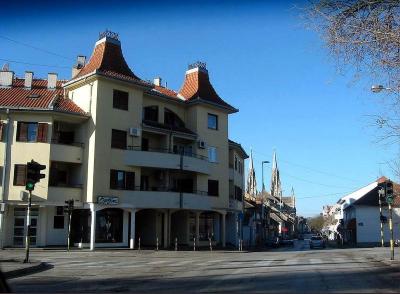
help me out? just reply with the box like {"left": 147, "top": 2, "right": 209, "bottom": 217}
{"left": 0, "top": 108, "right": 10, "bottom": 249}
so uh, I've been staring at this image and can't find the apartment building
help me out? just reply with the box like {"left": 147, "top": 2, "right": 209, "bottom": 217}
{"left": 0, "top": 31, "right": 247, "bottom": 249}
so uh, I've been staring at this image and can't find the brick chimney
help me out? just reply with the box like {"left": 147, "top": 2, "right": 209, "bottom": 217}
{"left": 47, "top": 73, "right": 57, "bottom": 90}
{"left": 153, "top": 77, "right": 162, "bottom": 86}
{"left": 0, "top": 69, "right": 14, "bottom": 88}
{"left": 24, "top": 71, "right": 33, "bottom": 89}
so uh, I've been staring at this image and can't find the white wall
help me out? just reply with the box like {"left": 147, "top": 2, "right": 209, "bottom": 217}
{"left": 356, "top": 205, "right": 400, "bottom": 244}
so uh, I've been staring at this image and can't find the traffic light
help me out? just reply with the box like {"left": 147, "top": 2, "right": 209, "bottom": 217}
{"left": 64, "top": 199, "right": 74, "bottom": 214}
{"left": 25, "top": 160, "right": 46, "bottom": 191}
{"left": 386, "top": 181, "right": 394, "bottom": 204}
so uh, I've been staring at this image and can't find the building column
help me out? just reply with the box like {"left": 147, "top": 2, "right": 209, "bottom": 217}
{"left": 90, "top": 203, "right": 96, "bottom": 251}
{"left": 221, "top": 213, "right": 226, "bottom": 247}
{"left": 163, "top": 211, "right": 168, "bottom": 248}
{"left": 130, "top": 209, "right": 136, "bottom": 249}
{"left": 195, "top": 211, "right": 200, "bottom": 242}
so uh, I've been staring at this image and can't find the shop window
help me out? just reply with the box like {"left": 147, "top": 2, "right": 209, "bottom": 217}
{"left": 54, "top": 206, "right": 64, "bottom": 229}
{"left": 113, "top": 89, "right": 129, "bottom": 110}
{"left": 111, "top": 129, "right": 127, "bottom": 149}
{"left": 96, "top": 208, "right": 123, "bottom": 243}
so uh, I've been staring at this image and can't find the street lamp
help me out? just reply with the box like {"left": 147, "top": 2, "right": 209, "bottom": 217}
{"left": 261, "top": 161, "right": 270, "bottom": 193}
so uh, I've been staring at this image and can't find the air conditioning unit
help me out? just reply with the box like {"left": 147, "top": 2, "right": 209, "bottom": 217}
{"left": 198, "top": 140, "right": 206, "bottom": 149}
{"left": 129, "top": 127, "right": 141, "bottom": 137}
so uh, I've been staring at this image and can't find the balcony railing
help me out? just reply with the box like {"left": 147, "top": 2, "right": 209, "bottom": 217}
{"left": 49, "top": 183, "right": 83, "bottom": 188}
{"left": 112, "top": 185, "right": 208, "bottom": 196}
{"left": 51, "top": 139, "right": 84, "bottom": 148}
{"left": 127, "top": 146, "right": 208, "bottom": 161}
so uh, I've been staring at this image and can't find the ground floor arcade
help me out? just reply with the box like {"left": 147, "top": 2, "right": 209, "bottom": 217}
{"left": 0, "top": 204, "right": 241, "bottom": 249}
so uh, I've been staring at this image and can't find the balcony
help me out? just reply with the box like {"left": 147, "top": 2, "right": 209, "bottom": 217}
{"left": 47, "top": 185, "right": 82, "bottom": 203}
{"left": 125, "top": 147, "right": 210, "bottom": 174}
{"left": 119, "top": 188, "right": 212, "bottom": 210}
{"left": 50, "top": 140, "right": 84, "bottom": 164}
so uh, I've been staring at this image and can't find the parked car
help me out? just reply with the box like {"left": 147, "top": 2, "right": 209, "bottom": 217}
{"left": 266, "top": 236, "right": 280, "bottom": 248}
{"left": 309, "top": 236, "right": 326, "bottom": 249}
{"left": 280, "top": 238, "right": 294, "bottom": 246}
{"left": 298, "top": 234, "right": 304, "bottom": 240}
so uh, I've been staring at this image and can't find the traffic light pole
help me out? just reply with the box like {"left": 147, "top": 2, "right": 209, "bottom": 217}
{"left": 388, "top": 203, "right": 394, "bottom": 260}
{"left": 378, "top": 189, "right": 384, "bottom": 247}
{"left": 67, "top": 211, "right": 72, "bottom": 251}
{"left": 23, "top": 190, "right": 32, "bottom": 263}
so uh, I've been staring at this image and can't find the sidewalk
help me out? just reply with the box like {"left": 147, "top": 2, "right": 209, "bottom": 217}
{"left": 1, "top": 258, "right": 52, "bottom": 279}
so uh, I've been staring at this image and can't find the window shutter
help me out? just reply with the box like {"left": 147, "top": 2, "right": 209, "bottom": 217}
{"left": 37, "top": 123, "right": 48, "bottom": 143}
{"left": 125, "top": 172, "right": 135, "bottom": 190}
{"left": 0, "top": 122, "right": 3, "bottom": 141}
{"left": 110, "top": 170, "right": 117, "bottom": 189}
{"left": 17, "top": 122, "right": 28, "bottom": 142}
{"left": 13, "top": 164, "right": 26, "bottom": 186}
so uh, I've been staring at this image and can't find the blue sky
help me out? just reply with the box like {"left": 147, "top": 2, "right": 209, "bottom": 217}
{"left": 1, "top": 1, "right": 397, "bottom": 216}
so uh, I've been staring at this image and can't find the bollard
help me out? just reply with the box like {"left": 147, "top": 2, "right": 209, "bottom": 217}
{"left": 209, "top": 237, "right": 212, "bottom": 251}
{"left": 175, "top": 237, "right": 178, "bottom": 251}
{"left": 193, "top": 237, "right": 196, "bottom": 251}
{"left": 138, "top": 237, "right": 141, "bottom": 251}
{"left": 156, "top": 237, "right": 159, "bottom": 251}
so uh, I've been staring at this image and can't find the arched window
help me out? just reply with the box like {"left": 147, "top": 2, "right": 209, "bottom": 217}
{"left": 164, "top": 108, "right": 185, "bottom": 128}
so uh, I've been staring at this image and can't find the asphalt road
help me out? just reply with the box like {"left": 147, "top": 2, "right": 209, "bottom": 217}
{"left": 4, "top": 240, "right": 400, "bottom": 293}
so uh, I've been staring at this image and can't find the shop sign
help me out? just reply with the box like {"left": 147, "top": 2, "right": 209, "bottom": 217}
{"left": 98, "top": 196, "right": 119, "bottom": 205}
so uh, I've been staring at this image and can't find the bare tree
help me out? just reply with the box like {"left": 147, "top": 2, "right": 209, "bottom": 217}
{"left": 305, "top": 0, "right": 400, "bottom": 142}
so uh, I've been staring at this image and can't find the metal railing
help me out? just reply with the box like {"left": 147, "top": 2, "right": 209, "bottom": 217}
{"left": 126, "top": 146, "right": 208, "bottom": 161}
{"left": 49, "top": 183, "right": 83, "bottom": 188}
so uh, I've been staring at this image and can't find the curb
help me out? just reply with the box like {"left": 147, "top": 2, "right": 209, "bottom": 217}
{"left": 3, "top": 262, "right": 53, "bottom": 279}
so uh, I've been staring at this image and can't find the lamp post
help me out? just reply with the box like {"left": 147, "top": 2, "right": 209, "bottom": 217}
{"left": 261, "top": 161, "right": 270, "bottom": 193}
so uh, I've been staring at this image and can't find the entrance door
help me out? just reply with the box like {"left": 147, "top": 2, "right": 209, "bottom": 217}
{"left": 13, "top": 207, "right": 39, "bottom": 247}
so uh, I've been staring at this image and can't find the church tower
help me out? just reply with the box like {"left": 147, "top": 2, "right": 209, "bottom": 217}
{"left": 270, "top": 151, "right": 282, "bottom": 206}
{"left": 246, "top": 149, "right": 257, "bottom": 197}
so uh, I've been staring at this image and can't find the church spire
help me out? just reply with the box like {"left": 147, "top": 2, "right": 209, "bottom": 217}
{"left": 270, "top": 150, "right": 282, "bottom": 202}
{"left": 246, "top": 149, "right": 257, "bottom": 197}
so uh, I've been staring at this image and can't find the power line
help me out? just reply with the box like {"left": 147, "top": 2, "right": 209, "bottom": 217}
{"left": 0, "top": 35, "right": 72, "bottom": 61}
{"left": 279, "top": 171, "right": 356, "bottom": 189}
{"left": 0, "top": 58, "right": 70, "bottom": 69}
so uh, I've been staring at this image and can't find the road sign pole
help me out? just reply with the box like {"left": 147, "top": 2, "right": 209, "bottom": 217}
{"left": 67, "top": 211, "right": 72, "bottom": 251}
{"left": 23, "top": 190, "right": 32, "bottom": 263}
{"left": 388, "top": 203, "right": 394, "bottom": 260}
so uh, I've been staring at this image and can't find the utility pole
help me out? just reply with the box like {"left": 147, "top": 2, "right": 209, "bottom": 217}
{"left": 378, "top": 187, "right": 385, "bottom": 247}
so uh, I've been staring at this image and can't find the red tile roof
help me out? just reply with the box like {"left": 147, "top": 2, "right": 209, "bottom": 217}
{"left": 0, "top": 78, "right": 86, "bottom": 115}
{"left": 153, "top": 85, "right": 178, "bottom": 98}
{"left": 72, "top": 38, "right": 150, "bottom": 87}
{"left": 178, "top": 68, "right": 237, "bottom": 111}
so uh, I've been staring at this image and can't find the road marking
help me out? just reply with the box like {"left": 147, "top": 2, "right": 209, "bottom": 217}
{"left": 255, "top": 260, "right": 272, "bottom": 267}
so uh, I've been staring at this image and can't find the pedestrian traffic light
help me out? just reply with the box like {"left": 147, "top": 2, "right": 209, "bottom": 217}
{"left": 25, "top": 160, "right": 46, "bottom": 191}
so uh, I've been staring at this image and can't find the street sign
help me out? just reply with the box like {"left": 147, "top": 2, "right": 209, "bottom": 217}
{"left": 98, "top": 196, "right": 119, "bottom": 205}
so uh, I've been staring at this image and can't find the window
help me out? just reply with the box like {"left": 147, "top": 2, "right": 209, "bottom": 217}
{"left": 164, "top": 108, "right": 185, "bottom": 128}
{"left": 0, "top": 122, "right": 4, "bottom": 141}
{"left": 235, "top": 186, "right": 243, "bottom": 201}
{"left": 208, "top": 180, "right": 219, "bottom": 197}
{"left": 208, "top": 147, "right": 217, "bottom": 163}
{"left": 110, "top": 169, "right": 135, "bottom": 190}
{"left": 111, "top": 129, "right": 127, "bottom": 149}
{"left": 234, "top": 156, "right": 238, "bottom": 171}
{"left": 0, "top": 166, "right": 2, "bottom": 185}
{"left": 207, "top": 113, "right": 218, "bottom": 130}
{"left": 13, "top": 164, "right": 26, "bottom": 186}
{"left": 113, "top": 89, "right": 129, "bottom": 110}
{"left": 16, "top": 122, "right": 48, "bottom": 142}
{"left": 54, "top": 206, "right": 64, "bottom": 229}
{"left": 143, "top": 106, "right": 158, "bottom": 122}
